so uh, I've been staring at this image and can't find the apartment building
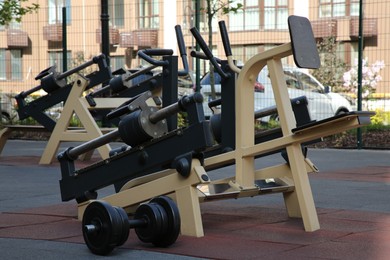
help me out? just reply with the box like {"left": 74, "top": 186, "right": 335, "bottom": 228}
{"left": 0, "top": 0, "right": 388, "bottom": 96}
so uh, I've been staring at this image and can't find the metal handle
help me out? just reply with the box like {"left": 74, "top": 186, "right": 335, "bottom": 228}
{"left": 218, "top": 21, "right": 240, "bottom": 73}
{"left": 175, "top": 25, "right": 190, "bottom": 76}
{"left": 58, "top": 54, "right": 106, "bottom": 80}
{"left": 138, "top": 49, "right": 173, "bottom": 66}
{"left": 218, "top": 21, "right": 232, "bottom": 57}
{"left": 190, "top": 27, "right": 229, "bottom": 79}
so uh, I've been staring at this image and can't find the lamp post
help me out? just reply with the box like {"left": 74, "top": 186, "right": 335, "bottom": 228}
{"left": 356, "top": 0, "right": 364, "bottom": 149}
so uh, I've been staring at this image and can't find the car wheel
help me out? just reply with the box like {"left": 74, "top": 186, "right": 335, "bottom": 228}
{"left": 335, "top": 109, "right": 348, "bottom": 116}
{"left": 1, "top": 113, "right": 11, "bottom": 124}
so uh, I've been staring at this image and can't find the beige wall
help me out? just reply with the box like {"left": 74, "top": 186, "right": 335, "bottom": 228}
{"left": 0, "top": 0, "right": 389, "bottom": 96}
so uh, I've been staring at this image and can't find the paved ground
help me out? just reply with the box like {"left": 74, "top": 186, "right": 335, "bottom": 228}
{"left": 0, "top": 140, "right": 390, "bottom": 259}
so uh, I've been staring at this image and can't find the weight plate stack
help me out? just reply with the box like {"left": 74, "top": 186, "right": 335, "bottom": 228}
{"left": 149, "top": 196, "right": 181, "bottom": 247}
{"left": 82, "top": 201, "right": 128, "bottom": 255}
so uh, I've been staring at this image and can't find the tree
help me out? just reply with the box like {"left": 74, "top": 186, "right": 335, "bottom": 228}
{"left": 311, "top": 37, "right": 346, "bottom": 92}
{"left": 0, "top": 0, "right": 39, "bottom": 26}
{"left": 202, "top": 0, "right": 242, "bottom": 99}
{"left": 343, "top": 58, "right": 385, "bottom": 98}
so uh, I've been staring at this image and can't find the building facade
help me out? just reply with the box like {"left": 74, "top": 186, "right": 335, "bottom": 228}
{"left": 0, "top": 0, "right": 388, "bottom": 97}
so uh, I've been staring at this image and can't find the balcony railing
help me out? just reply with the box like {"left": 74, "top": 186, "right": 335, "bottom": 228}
{"left": 96, "top": 27, "right": 120, "bottom": 45}
{"left": 43, "top": 24, "right": 62, "bottom": 42}
{"left": 311, "top": 19, "right": 337, "bottom": 38}
{"left": 133, "top": 29, "right": 158, "bottom": 47}
{"left": 118, "top": 29, "right": 158, "bottom": 48}
{"left": 350, "top": 17, "right": 378, "bottom": 38}
{"left": 119, "top": 32, "right": 136, "bottom": 48}
{"left": 311, "top": 17, "right": 378, "bottom": 39}
{"left": 7, "top": 29, "right": 29, "bottom": 47}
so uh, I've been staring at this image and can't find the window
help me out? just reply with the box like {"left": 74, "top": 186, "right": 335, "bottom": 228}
{"left": 108, "top": 0, "right": 124, "bottom": 27}
{"left": 0, "top": 49, "right": 22, "bottom": 81}
{"left": 337, "top": 41, "right": 359, "bottom": 68}
{"left": 231, "top": 45, "right": 261, "bottom": 65}
{"left": 110, "top": 56, "right": 125, "bottom": 71}
{"left": 182, "top": 0, "right": 195, "bottom": 30}
{"left": 138, "top": 0, "right": 159, "bottom": 29}
{"left": 229, "top": 0, "right": 288, "bottom": 31}
{"left": 229, "top": 0, "right": 259, "bottom": 31}
{"left": 49, "top": 51, "right": 71, "bottom": 73}
{"left": 48, "top": 0, "right": 71, "bottom": 25}
{"left": 264, "top": 0, "right": 288, "bottom": 30}
{"left": 319, "top": 0, "right": 359, "bottom": 18}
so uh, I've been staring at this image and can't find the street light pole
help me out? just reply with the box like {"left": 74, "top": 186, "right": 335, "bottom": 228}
{"left": 101, "top": 0, "right": 110, "bottom": 66}
{"left": 356, "top": 0, "right": 364, "bottom": 149}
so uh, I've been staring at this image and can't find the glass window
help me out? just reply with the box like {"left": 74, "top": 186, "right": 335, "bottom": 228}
{"left": 231, "top": 45, "right": 261, "bottom": 65}
{"left": 49, "top": 51, "right": 71, "bottom": 73}
{"left": 0, "top": 49, "right": 6, "bottom": 80}
{"left": 110, "top": 56, "right": 125, "bottom": 71}
{"left": 229, "top": 0, "right": 259, "bottom": 31}
{"left": 48, "top": 0, "right": 71, "bottom": 25}
{"left": 138, "top": 0, "right": 159, "bottom": 29}
{"left": 0, "top": 49, "right": 22, "bottom": 81}
{"left": 108, "top": 0, "right": 124, "bottom": 27}
{"left": 264, "top": 0, "right": 288, "bottom": 30}
{"left": 319, "top": 0, "right": 361, "bottom": 18}
{"left": 10, "top": 50, "right": 22, "bottom": 80}
{"left": 350, "top": 0, "right": 359, "bottom": 16}
{"left": 295, "top": 71, "right": 323, "bottom": 93}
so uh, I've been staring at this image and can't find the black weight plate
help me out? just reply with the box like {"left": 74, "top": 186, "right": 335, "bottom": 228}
{"left": 149, "top": 196, "right": 181, "bottom": 247}
{"left": 82, "top": 201, "right": 123, "bottom": 255}
{"left": 134, "top": 203, "right": 166, "bottom": 243}
{"left": 113, "top": 206, "right": 130, "bottom": 247}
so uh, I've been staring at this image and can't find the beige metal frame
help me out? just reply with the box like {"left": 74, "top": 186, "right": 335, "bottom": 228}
{"left": 76, "top": 44, "right": 373, "bottom": 238}
{"left": 39, "top": 75, "right": 129, "bottom": 164}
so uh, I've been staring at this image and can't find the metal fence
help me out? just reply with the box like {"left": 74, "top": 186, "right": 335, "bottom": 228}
{"left": 0, "top": 0, "right": 388, "bottom": 148}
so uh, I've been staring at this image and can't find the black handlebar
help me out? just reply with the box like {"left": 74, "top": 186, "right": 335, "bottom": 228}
{"left": 218, "top": 21, "right": 232, "bottom": 57}
{"left": 175, "top": 25, "right": 190, "bottom": 76}
{"left": 189, "top": 27, "right": 229, "bottom": 79}
{"left": 138, "top": 49, "right": 173, "bottom": 66}
{"left": 190, "top": 51, "right": 222, "bottom": 64}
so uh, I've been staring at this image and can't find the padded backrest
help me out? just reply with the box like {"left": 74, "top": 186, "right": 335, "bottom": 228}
{"left": 288, "top": 15, "right": 321, "bottom": 69}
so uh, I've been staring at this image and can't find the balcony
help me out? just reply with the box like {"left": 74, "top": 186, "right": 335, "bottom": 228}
{"left": 118, "top": 29, "right": 158, "bottom": 48}
{"left": 350, "top": 17, "right": 378, "bottom": 38}
{"left": 43, "top": 24, "right": 62, "bottom": 42}
{"left": 96, "top": 27, "right": 120, "bottom": 45}
{"left": 133, "top": 29, "right": 158, "bottom": 47}
{"left": 311, "top": 19, "right": 337, "bottom": 38}
{"left": 119, "top": 32, "right": 136, "bottom": 48}
{"left": 7, "top": 29, "right": 29, "bottom": 47}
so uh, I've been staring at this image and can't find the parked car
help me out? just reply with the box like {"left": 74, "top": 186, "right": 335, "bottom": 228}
{"left": 199, "top": 66, "right": 352, "bottom": 122}
{"left": 0, "top": 93, "right": 17, "bottom": 124}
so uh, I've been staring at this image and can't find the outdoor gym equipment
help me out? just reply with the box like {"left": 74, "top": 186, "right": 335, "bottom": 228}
{"left": 58, "top": 88, "right": 212, "bottom": 201}
{"left": 40, "top": 25, "right": 190, "bottom": 164}
{"left": 59, "top": 16, "right": 374, "bottom": 248}
{"left": 78, "top": 15, "right": 373, "bottom": 238}
{"left": 82, "top": 196, "right": 180, "bottom": 256}
{"left": 86, "top": 25, "right": 190, "bottom": 111}
{"left": 190, "top": 21, "right": 316, "bottom": 160}
{"left": 14, "top": 54, "right": 111, "bottom": 131}
{"left": 58, "top": 76, "right": 212, "bottom": 252}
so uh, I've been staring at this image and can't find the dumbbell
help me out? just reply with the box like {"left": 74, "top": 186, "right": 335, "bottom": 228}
{"left": 17, "top": 54, "right": 107, "bottom": 99}
{"left": 59, "top": 91, "right": 204, "bottom": 161}
{"left": 82, "top": 196, "right": 180, "bottom": 256}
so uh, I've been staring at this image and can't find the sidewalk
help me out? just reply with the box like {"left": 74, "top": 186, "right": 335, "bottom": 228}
{"left": 1, "top": 140, "right": 389, "bottom": 259}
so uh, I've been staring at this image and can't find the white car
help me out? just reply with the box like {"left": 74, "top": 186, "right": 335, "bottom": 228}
{"left": 0, "top": 93, "right": 17, "bottom": 123}
{"left": 200, "top": 66, "right": 352, "bottom": 122}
